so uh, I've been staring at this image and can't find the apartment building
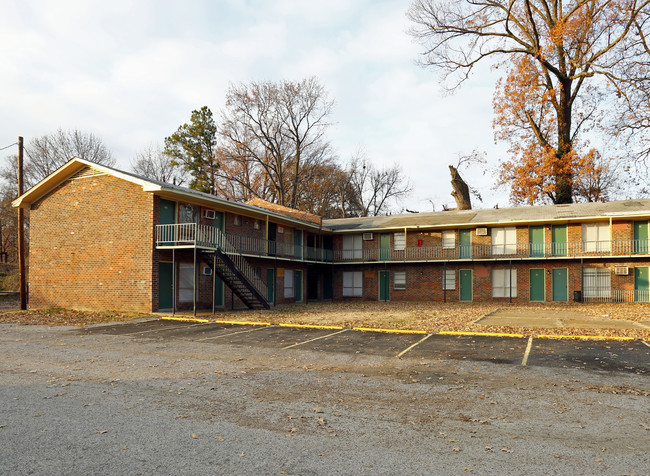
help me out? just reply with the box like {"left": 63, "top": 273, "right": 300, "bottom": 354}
{"left": 13, "top": 158, "right": 650, "bottom": 313}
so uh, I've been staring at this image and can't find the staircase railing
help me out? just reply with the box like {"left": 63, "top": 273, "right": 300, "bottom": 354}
{"left": 212, "top": 228, "right": 268, "bottom": 302}
{"left": 155, "top": 223, "right": 268, "bottom": 304}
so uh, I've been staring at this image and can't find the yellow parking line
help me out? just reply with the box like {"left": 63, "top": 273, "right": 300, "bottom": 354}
{"left": 439, "top": 331, "right": 525, "bottom": 338}
{"left": 536, "top": 334, "right": 635, "bottom": 341}
{"left": 160, "top": 316, "right": 211, "bottom": 323}
{"left": 278, "top": 323, "right": 344, "bottom": 330}
{"left": 352, "top": 327, "right": 428, "bottom": 334}
{"left": 211, "top": 320, "right": 272, "bottom": 326}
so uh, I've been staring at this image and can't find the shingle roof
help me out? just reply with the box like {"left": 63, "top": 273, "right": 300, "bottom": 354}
{"left": 246, "top": 198, "right": 322, "bottom": 225}
{"left": 323, "top": 199, "right": 650, "bottom": 231}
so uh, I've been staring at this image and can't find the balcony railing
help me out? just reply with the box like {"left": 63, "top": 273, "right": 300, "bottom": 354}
{"left": 333, "top": 239, "right": 650, "bottom": 262}
{"left": 155, "top": 224, "right": 334, "bottom": 262}
{"left": 156, "top": 225, "right": 650, "bottom": 263}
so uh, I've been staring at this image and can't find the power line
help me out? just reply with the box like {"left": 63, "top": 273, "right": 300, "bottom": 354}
{"left": 0, "top": 142, "right": 17, "bottom": 151}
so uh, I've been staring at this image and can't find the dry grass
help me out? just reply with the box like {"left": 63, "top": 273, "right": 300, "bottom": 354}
{"left": 1, "top": 301, "right": 648, "bottom": 340}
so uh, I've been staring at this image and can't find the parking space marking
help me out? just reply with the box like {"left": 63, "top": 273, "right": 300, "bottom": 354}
{"left": 439, "top": 331, "right": 525, "bottom": 338}
{"left": 396, "top": 333, "right": 432, "bottom": 358}
{"left": 283, "top": 329, "right": 350, "bottom": 349}
{"left": 160, "top": 316, "right": 212, "bottom": 323}
{"left": 642, "top": 340, "right": 650, "bottom": 348}
{"left": 521, "top": 336, "right": 533, "bottom": 366}
{"left": 353, "top": 327, "right": 428, "bottom": 334}
{"left": 120, "top": 322, "right": 208, "bottom": 336}
{"left": 279, "top": 323, "right": 344, "bottom": 330}
{"left": 194, "top": 325, "right": 273, "bottom": 342}
{"left": 536, "top": 334, "right": 634, "bottom": 340}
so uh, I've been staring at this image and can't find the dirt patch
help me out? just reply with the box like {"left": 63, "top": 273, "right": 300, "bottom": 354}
{"left": 0, "top": 309, "right": 153, "bottom": 327}
{"left": 1, "top": 301, "right": 649, "bottom": 339}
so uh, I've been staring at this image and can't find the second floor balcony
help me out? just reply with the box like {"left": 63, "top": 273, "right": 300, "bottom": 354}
{"left": 156, "top": 224, "right": 650, "bottom": 263}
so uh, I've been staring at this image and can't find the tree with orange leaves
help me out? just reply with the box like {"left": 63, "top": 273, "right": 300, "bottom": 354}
{"left": 409, "top": 0, "right": 650, "bottom": 204}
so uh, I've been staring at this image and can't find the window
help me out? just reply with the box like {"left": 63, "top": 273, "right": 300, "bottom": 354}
{"left": 254, "top": 220, "right": 260, "bottom": 230}
{"left": 284, "top": 269, "right": 294, "bottom": 298}
{"left": 394, "top": 271, "right": 406, "bottom": 289}
{"left": 492, "top": 227, "right": 517, "bottom": 255}
{"left": 492, "top": 269, "right": 517, "bottom": 297}
{"left": 442, "top": 230, "right": 455, "bottom": 249}
{"left": 233, "top": 215, "right": 241, "bottom": 226}
{"left": 343, "top": 271, "right": 363, "bottom": 296}
{"left": 394, "top": 232, "right": 405, "bottom": 251}
{"left": 442, "top": 269, "right": 456, "bottom": 290}
{"left": 178, "top": 262, "right": 195, "bottom": 302}
{"left": 582, "top": 223, "right": 610, "bottom": 252}
{"left": 342, "top": 235, "right": 362, "bottom": 259}
{"left": 584, "top": 268, "right": 611, "bottom": 298}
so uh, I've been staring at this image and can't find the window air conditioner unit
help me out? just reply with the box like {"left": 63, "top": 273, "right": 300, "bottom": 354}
{"left": 203, "top": 209, "right": 216, "bottom": 219}
{"left": 203, "top": 267, "right": 213, "bottom": 276}
{"left": 476, "top": 227, "right": 488, "bottom": 236}
{"left": 362, "top": 232, "right": 374, "bottom": 241}
{"left": 614, "top": 266, "right": 629, "bottom": 276}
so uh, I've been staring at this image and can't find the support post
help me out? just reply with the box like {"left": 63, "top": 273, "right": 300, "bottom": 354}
{"left": 172, "top": 249, "right": 176, "bottom": 315}
{"left": 17, "top": 137, "right": 26, "bottom": 310}
{"left": 193, "top": 247, "right": 197, "bottom": 316}
{"left": 212, "top": 253, "right": 216, "bottom": 315}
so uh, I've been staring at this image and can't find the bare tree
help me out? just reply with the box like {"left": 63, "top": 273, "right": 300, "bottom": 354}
{"left": 346, "top": 151, "right": 412, "bottom": 217}
{"left": 2, "top": 128, "right": 115, "bottom": 190}
{"left": 218, "top": 77, "right": 335, "bottom": 209}
{"left": 131, "top": 143, "right": 188, "bottom": 185}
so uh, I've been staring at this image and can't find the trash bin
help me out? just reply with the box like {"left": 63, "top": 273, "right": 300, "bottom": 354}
{"left": 573, "top": 290, "right": 582, "bottom": 302}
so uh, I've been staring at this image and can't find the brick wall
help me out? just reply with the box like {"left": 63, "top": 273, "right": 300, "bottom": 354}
{"left": 29, "top": 172, "right": 154, "bottom": 312}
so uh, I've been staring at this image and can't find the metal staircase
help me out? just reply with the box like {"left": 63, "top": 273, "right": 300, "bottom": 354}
{"left": 201, "top": 248, "right": 270, "bottom": 310}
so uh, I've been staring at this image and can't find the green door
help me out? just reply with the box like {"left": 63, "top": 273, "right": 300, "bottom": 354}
{"left": 634, "top": 221, "right": 648, "bottom": 254}
{"left": 635, "top": 267, "right": 649, "bottom": 302}
{"left": 323, "top": 271, "right": 333, "bottom": 300}
{"left": 159, "top": 262, "right": 173, "bottom": 310}
{"left": 266, "top": 269, "right": 275, "bottom": 304}
{"left": 380, "top": 233, "right": 390, "bottom": 261}
{"left": 529, "top": 268, "right": 545, "bottom": 301}
{"left": 459, "top": 269, "right": 472, "bottom": 301}
{"left": 160, "top": 199, "right": 176, "bottom": 245}
{"left": 529, "top": 226, "right": 544, "bottom": 257}
{"left": 459, "top": 229, "right": 472, "bottom": 259}
{"left": 379, "top": 271, "right": 390, "bottom": 301}
{"left": 295, "top": 270, "right": 303, "bottom": 302}
{"left": 552, "top": 225, "right": 567, "bottom": 256}
{"left": 213, "top": 275, "right": 224, "bottom": 307}
{"left": 552, "top": 268, "right": 568, "bottom": 301}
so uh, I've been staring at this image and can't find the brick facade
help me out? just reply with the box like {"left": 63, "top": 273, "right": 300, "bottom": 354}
{"left": 29, "top": 173, "right": 154, "bottom": 312}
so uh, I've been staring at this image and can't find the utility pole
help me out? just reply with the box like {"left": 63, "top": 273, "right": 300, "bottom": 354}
{"left": 17, "top": 137, "right": 26, "bottom": 310}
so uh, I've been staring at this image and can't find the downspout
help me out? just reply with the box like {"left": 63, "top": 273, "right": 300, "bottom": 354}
{"left": 212, "top": 253, "right": 216, "bottom": 315}
{"left": 193, "top": 246, "right": 197, "bottom": 317}
{"left": 509, "top": 259, "right": 512, "bottom": 304}
{"left": 443, "top": 261, "right": 447, "bottom": 303}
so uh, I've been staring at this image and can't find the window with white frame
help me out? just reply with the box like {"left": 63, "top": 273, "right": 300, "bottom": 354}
{"left": 342, "top": 235, "right": 363, "bottom": 259}
{"left": 492, "top": 269, "right": 517, "bottom": 297}
{"left": 343, "top": 271, "right": 363, "bottom": 296}
{"left": 233, "top": 214, "right": 241, "bottom": 226}
{"left": 582, "top": 223, "right": 610, "bottom": 252}
{"left": 394, "top": 271, "right": 406, "bottom": 289}
{"left": 394, "top": 232, "right": 405, "bottom": 251}
{"left": 442, "top": 230, "right": 456, "bottom": 249}
{"left": 583, "top": 268, "right": 611, "bottom": 298}
{"left": 492, "top": 227, "right": 517, "bottom": 255}
{"left": 284, "top": 269, "right": 294, "bottom": 298}
{"left": 443, "top": 269, "right": 456, "bottom": 290}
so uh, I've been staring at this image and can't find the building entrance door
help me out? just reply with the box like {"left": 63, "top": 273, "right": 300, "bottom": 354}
{"left": 379, "top": 271, "right": 390, "bottom": 301}
{"left": 529, "top": 268, "right": 545, "bottom": 301}
{"left": 552, "top": 268, "right": 568, "bottom": 301}
{"left": 459, "top": 269, "right": 472, "bottom": 301}
{"left": 635, "top": 267, "right": 649, "bottom": 302}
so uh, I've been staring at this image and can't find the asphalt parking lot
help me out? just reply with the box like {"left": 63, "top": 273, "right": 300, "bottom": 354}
{"left": 78, "top": 319, "right": 650, "bottom": 375}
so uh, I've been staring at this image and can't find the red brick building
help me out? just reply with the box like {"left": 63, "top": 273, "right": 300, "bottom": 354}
{"left": 13, "top": 158, "right": 650, "bottom": 312}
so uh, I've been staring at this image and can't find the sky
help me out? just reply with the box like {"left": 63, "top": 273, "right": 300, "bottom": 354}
{"left": 0, "top": 0, "right": 510, "bottom": 212}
